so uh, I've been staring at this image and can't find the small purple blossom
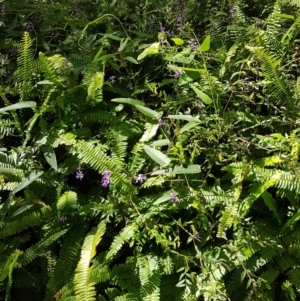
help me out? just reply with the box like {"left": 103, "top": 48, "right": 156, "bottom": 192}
{"left": 158, "top": 118, "right": 166, "bottom": 126}
{"left": 109, "top": 76, "right": 116, "bottom": 84}
{"left": 58, "top": 216, "right": 65, "bottom": 223}
{"left": 173, "top": 71, "right": 181, "bottom": 79}
{"left": 170, "top": 192, "right": 180, "bottom": 204}
{"left": 160, "top": 26, "right": 166, "bottom": 32}
{"left": 25, "top": 23, "right": 32, "bottom": 32}
{"left": 229, "top": 6, "right": 235, "bottom": 14}
{"left": 177, "top": 15, "right": 184, "bottom": 22}
{"left": 136, "top": 174, "right": 146, "bottom": 184}
{"left": 75, "top": 168, "right": 84, "bottom": 180}
{"left": 101, "top": 170, "right": 112, "bottom": 188}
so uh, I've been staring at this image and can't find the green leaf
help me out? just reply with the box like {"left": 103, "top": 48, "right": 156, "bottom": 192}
{"left": 143, "top": 145, "right": 171, "bottom": 166}
{"left": 140, "top": 123, "right": 159, "bottom": 142}
{"left": 124, "top": 56, "right": 139, "bottom": 64}
{"left": 199, "top": 35, "right": 211, "bottom": 52}
{"left": 111, "top": 98, "right": 145, "bottom": 106}
{"left": 167, "top": 115, "right": 201, "bottom": 122}
{"left": 274, "top": 13, "right": 295, "bottom": 19}
{"left": 37, "top": 80, "right": 54, "bottom": 85}
{"left": 151, "top": 139, "right": 170, "bottom": 147}
{"left": 180, "top": 122, "right": 200, "bottom": 133}
{"left": 137, "top": 42, "right": 160, "bottom": 60}
{"left": 118, "top": 37, "right": 130, "bottom": 52}
{"left": 190, "top": 85, "right": 212, "bottom": 104}
{"left": 135, "top": 105, "right": 162, "bottom": 119}
{"left": 0, "top": 102, "right": 36, "bottom": 114}
{"left": 153, "top": 190, "right": 174, "bottom": 205}
{"left": 151, "top": 165, "right": 201, "bottom": 175}
{"left": 57, "top": 191, "right": 77, "bottom": 212}
{"left": 13, "top": 171, "right": 43, "bottom": 195}
{"left": 44, "top": 146, "right": 57, "bottom": 171}
{"left": 171, "top": 38, "right": 184, "bottom": 45}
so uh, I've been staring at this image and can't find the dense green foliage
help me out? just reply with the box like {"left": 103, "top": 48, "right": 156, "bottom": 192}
{"left": 1, "top": 0, "right": 300, "bottom": 300}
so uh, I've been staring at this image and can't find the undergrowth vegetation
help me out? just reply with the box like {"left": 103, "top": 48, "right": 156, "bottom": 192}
{"left": 1, "top": 0, "right": 300, "bottom": 300}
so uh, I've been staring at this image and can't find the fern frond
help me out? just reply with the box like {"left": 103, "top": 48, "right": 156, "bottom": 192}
{"left": 17, "top": 32, "right": 34, "bottom": 100}
{"left": 17, "top": 228, "right": 68, "bottom": 267}
{"left": 246, "top": 46, "right": 294, "bottom": 109}
{"left": 0, "top": 206, "right": 53, "bottom": 239}
{"left": 45, "top": 226, "right": 86, "bottom": 301}
{"left": 106, "top": 224, "right": 137, "bottom": 261}
{"left": 74, "top": 220, "right": 106, "bottom": 301}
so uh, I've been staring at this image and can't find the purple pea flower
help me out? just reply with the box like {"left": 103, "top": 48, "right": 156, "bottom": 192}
{"left": 177, "top": 15, "right": 184, "bottom": 22}
{"left": 136, "top": 174, "right": 146, "bottom": 184}
{"left": 158, "top": 118, "right": 166, "bottom": 126}
{"left": 25, "top": 23, "right": 32, "bottom": 32}
{"left": 101, "top": 170, "right": 112, "bottom": 188}
{"left": 170, "top": 192, "right": 179, "bottom": 204}
{"left": 173, "top": 71, "right": 181, "bottom": 79}
{"left": 75, "top": 168, "right": 84, "bottom": 180}
{"left": 109, "top": 76, "right": 116, "bottom": 84}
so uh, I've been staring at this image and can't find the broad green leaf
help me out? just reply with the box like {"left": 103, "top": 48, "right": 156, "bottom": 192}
{"left": 153, "top": 190, "right": 174, "bottom": 205}
{"left": 170, "top": 66, "right": 206, "bottom": 73}
{"left": 0, "top": 101, "right": 36, "bottom": 113}
{"left": 125, "top": 56, "right": 139, "bottom": 64}
{"left": 135, "top": 105, "right": 162, "bottom": 119}
{"left": 199, "top": 35, "right": 211, "bottom": 52}
{"left": 13, "top": 171, "right": 43, "bottom": 195}
{"left": 152, "top": 139, "right": 170, "bottom": 147}
{"left": 57, "top": 191, "right": 78, "bottom": 212}
{"left": 137, "top": 42, "right": 160, "bottom": 60}
{"left": 111, "top": 98, "right": 145, "bottom": 106}
{"left": 167, "top": 115, "right": 201, "bottom": 122}
{"left": 190, "top": 85, "right": 212, "bottom": 104}
{"left": 118, "top": 37, "right": 129, "bottom": 52}
{"left": 143, "top": 145, "right": 171, "bottom": 166}
{"left": 151, "top": 165, "right": 201, "bottom": 175}
{"left": 274, "top": 13, "right": 295, "bottom": 19}
{"left": 44, "top": 146, "right": 57, "bottom": 171}
{"left": 140, "top": 123, "right": 159, "bottom": 142}
{"left": 171, "top": 38, "right": 184, "bottom": 45}
{"left": 180, "top": 122, "right": 200, "bottom": 133}
{"left": 37, "top": 80, "right": 54, "bottom": 85}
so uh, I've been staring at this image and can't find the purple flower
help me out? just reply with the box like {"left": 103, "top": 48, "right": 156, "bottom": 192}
{"left": 109, "top": 76, "right": 116, "bottom": 84}
{"left": 136, "top": 174, "right": 146, "bottom": 184}
{"left": 158, "top": 118, "right": 166, "bottom": 126}
{"left": 25, "top": 23, "right": 32, "bottom": 32}
{"left": 101, "top": 170, "right": 112, "bottom": 188}
{"left": 160, "top": 26, "right": 166, "bottom": 32}
{"left": 58, "top": 216, "right": 65, "bottom": 223}
{"left": 177, "top": 15, "right": 184, "bottom": 22}
{"left": 173, "top": 71, "right": 181, "bottom": 79}
{"left": 170, "top": 192, "right": 179, "bottom": 204}
{"left": 229, "top": 6, "right": 235, "bottom": 14}
{"left": 75, "top": 168, "right": 84, "bottom": 180}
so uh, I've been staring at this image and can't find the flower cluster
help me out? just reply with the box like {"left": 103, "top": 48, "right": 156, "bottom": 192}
{"left": 75, "top": 168, "right": 84, "bottom": 180}
{"left": 170, "top": 192, "right": 179, "bottom": 204}
{"left": 136, "top": 174, "right": 146, "bottom": 184}
{"left": 101, "top": 170, "right": 112, "bottom": 188}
